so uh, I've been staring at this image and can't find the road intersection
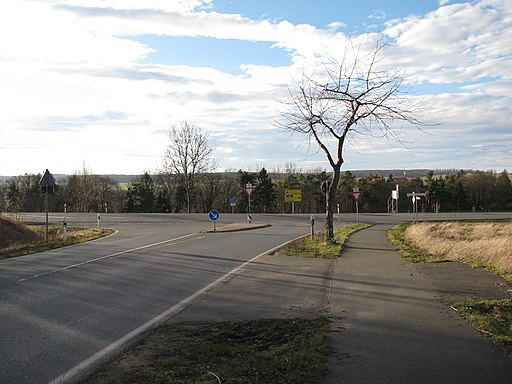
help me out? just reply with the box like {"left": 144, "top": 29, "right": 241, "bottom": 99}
{"left": 1, "top": 212, "right": 511, "bottom": 383}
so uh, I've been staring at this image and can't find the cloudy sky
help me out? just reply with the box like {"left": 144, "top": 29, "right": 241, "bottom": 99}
{"left": 0, "top": 0, "right": 510, "bottom": 176}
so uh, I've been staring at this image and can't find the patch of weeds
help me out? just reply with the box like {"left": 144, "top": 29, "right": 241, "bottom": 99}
{"left": 0, "top": 226, "right": 113, "bottom": 259}
{"left": 84, "top": 317, "right": 330, "bottom": 384}
{"left": 452, "top": 299, "right": 512, "bottom": 357}
{"left": 281, "top": 224, "right": 371, "bottom": 259}
{"left": 387, "top": 223, "right": 448, "bottom": 263}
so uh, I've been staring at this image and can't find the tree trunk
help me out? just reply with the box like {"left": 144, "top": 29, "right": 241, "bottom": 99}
{"left": 324, "top": 164, "right": 342, "bottom": 242}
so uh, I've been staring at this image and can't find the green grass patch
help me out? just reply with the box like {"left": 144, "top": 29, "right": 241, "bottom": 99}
{"left": 281, "top": 224, "right": 371, "bottom": 259}
{"left": 452, "top": 299, "right": 512, "bottom": 357}
{"left": 85, "top": 317, "right": 330, "bottom": 384}
{"left": 387, "top": 223, "right": 449, "bottom": 263}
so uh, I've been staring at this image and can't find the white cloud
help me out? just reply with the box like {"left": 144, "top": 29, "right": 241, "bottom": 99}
{"left": 461, "top": 79, "right": 512, "bottom": 97}
{"left": 327, "top": 21, "right": 346, "bottom": 30}
{"left": 0, "top": 0, "right": 510, "bottom": 175}
{"left": 368, "top": 10, "right": 387, "bottom": 20}
{"left": 384, "top": 0, "right": 512, "bottom": 84}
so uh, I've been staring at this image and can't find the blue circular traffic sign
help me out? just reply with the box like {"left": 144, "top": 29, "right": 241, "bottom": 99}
{"left": 208, "top": 209, "right": 220, "bottom": 221}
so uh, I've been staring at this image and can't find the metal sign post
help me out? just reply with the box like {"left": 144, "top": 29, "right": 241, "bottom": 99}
{"left": 245, "top": 183, "right": 255, "bottom": 223}
{"left": 352, "top": 187, "right": 362, "bottom": 224}
{"left": 208, "top": 209, "right": 220, "bottom": 231}
{"left": 230, "top": 197, "right": 236, "bottom": 214}
{"left": 38, "top": 169, "right": 56, "bottom": 244}
{"left": 285, "top": 189, "right": 302, "bottom": 214}
{"left": 407, "top": 192, "right": 426, "bottom": 222}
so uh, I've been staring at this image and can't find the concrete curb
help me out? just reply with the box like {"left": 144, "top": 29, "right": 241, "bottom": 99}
{"left": 204, "top": 222, "right": 271, "bottom": 233}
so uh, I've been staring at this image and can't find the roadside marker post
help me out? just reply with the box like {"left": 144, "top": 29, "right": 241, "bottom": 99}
{"left": 63, "top": 219, "right": 68, "bottom": 243}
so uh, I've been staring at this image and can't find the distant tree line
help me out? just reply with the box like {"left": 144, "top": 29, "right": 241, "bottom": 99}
{"left": 1, "top": 168, "right": 511, "bottom": 215}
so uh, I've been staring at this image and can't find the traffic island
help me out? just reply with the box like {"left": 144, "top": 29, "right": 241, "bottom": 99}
{"left": 204, "top": 222, "right": 271, "bottom": 233}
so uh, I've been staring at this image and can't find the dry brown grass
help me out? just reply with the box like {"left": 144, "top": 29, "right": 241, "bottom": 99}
{"left": 0, "top": 216, "right": 39, "bottom": 248}
{"left": 404, "top": 222, "right": 512, "bottom": 275}
{"left": 0, "top": 218, "right": 113, "bottom": 260}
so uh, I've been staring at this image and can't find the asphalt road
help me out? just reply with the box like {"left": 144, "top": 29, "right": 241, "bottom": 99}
{"left": 1, "top": 212, "right": 511, "bottom": 383}
{"left": 0, "top": 213, "right": 330, "bottom": 383}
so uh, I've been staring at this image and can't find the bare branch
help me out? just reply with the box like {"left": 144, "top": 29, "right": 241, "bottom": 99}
{"left": 162, "top": 121, "right": 216, "bottom": 213}
{"left": 276, "top": 35, "right": 433, "bottom": 240}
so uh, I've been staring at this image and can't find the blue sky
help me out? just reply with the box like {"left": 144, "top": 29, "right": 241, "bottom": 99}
{"left": 0, "top": 0, "right": 510, "bottom": 175}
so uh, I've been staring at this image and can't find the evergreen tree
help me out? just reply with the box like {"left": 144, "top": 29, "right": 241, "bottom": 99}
{"left": 495, "top": 170, "right": 512, "bottom": 210}
{"left": 336, "top": 171, "right": 356, "bottom": 213}
{"left": 128, "top": 172, "right": 156, "bottom": 212}
{"left": 237, "top": 170, "right": 255, "bottom": 213}
{"left": 424, "top": 172, "right": 446, "bottom": 213}
{"left": 253, "top": 168, "right": 277, "bottom": 213}
{"left": 124, "top": 188, "right": 135, "bottom": 213}
{"left": 6, "top": 179, "right": 22, "bottom": 213}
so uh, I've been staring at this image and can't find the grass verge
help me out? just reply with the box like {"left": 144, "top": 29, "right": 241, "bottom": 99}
{"left": 280, "top": 223, "right": 372, "bottom": 259}
{"left": 84, "top": 317, "right": 330, "bottom": 384}
{"left": 452, "top": 299, "right": 512, "bottom": 357}
{"left": 388, "top": 221, "right": 512, "bottom": 280}
{"left": 387, "top": 223, "right": 448, "bottom": 263}
{"left": 389, "top": 221, "right": 512, "bottom": 358}
{"left": 0, "top": 225, "right": 113, "bottom": 260}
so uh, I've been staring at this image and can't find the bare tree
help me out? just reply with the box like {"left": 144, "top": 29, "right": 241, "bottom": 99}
{"left": 163, "top": 121, "right": 216, "bottom": 213}
{"left": 278, "top": 37, "right": 427, "bottom": 240}
{"left": 65, "top": 165, "right": 100, "bottom": 212}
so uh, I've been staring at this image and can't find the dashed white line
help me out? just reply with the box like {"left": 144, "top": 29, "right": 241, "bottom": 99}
{"left": 49, "top": 239, "right": 293, "bottom": 384}
{"left": 18, "top": 233, "right": 202, "bottom": 282}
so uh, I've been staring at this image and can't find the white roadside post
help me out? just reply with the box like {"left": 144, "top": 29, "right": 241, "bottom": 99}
{"left": 63, "top": 218, "right": 68, "bottom": 243}
{"left": 396, "top": 184, "right": 399, "bottom": 213}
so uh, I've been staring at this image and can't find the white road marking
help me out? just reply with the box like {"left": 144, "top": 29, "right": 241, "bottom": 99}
{"left": 48, "top": 238, "right": 298, "bottom": 384}
{"left": 18, "top": 233, "right": 202, "bottom": 282}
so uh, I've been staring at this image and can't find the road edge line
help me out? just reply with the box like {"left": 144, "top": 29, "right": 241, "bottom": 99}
{"left": 48, "top": 235, "right": 304, "bottom": 384}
